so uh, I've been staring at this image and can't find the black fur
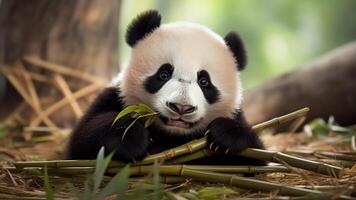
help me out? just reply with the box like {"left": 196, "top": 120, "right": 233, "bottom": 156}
{"left": 224, "top": 32, "right": 247, "bottom": 71}
{"left": 66, "top": 87, "right": 150, "bottom": 162}
{"left": 126, "top": 10, "right": 161, "bottom": 47}
{"left": 144, "top": 63, "right": 174, "bottom": 93}
{"left": 197, "top": 70, "right": 220, "bottom": 104}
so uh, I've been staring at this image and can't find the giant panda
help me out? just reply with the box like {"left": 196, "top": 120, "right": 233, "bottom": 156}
{"left": 66, "top": 10, "right": 265, "bottom": 165}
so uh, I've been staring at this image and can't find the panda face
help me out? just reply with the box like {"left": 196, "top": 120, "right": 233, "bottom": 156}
{"left": 117, "top": 22, "right": 243, "bottom": 135}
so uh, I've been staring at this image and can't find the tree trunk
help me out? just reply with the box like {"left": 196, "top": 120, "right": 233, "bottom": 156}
{"left": 0, "top": 0, "right": 120, "bottom": 120}
{"left": 243, "top": 42, "right": 356, "bottom": 128}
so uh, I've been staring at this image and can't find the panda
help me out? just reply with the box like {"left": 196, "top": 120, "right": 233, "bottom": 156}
{"left": 66, "top": 10, "right": 265, "bottom": 165}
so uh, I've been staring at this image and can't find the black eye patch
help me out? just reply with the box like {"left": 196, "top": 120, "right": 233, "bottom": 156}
{"left": 197, "top": 70, "right": 220, "bottom": 104}
{"left": 144, "top": 63, "right": 174, "bottom": 93}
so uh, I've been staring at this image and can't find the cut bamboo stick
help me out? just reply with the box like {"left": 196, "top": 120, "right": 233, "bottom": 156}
{"left": 13, "top": 160, "right": 124, "bottom": 169}
{"left": 314, "top": 152, "right": 356, "bottom": 161}
{"left": 252, "top": 107, "right": 310, "bottom": 131}
{"left": 107, "top": 165, "right": 290, "bottom": 175}
{"left": 179, "top": 169, "right": 350, "bottom": 199}
{"left": 9, "top": 165, "right": 290, "bottom": 175}
{"left": 237, "top": 148, "right": 344, "bottom": 178}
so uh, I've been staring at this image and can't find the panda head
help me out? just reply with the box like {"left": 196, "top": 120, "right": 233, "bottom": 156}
{"left": 116, "top": 10, "right": 247, "bottom": 135}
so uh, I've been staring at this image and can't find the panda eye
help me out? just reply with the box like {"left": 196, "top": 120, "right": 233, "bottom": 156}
{"left": 198, "top": 77, "right": 209, "bottom": 87}
{"left": 159, "top": 70, "right": 171, "bottom": 81}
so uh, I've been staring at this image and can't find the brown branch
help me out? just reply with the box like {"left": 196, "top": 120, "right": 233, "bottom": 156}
{"left": 30, "top": 83, "right": 101, "bottom": 126}
{"left": 24, "top": 55, "right": 107, "bottom": 84}
{"left": 53, "top": 74, "right": 83, "bottom": 118}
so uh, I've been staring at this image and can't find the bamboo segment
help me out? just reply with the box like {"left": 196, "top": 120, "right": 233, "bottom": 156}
{"left": 107, "top": 165, "right": 290, "bottom": 175}
{"left": 138, "top": 139, "right": 207, "bottom": 165}
{"left": 9, "top": 165, "right": 290, "bottom": 175}
{"left": 167, "top": 149, "right": 213, "bottom": 164}
{"left": 252, "top": 107, "right": 310, "bottom": 131}
{"left": 238, "top": 148, "right": 344, "bottom": 178}
{"left": 14, "top": 160, "right": 123, "bottom": 169}
{"left": 180, "top": 169, "right": 334, "bottom": 199}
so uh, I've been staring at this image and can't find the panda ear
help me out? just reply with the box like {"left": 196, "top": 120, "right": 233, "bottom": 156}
{"left": 126, "top": 10, "right": 161, "bottom": 47}
{"left": 224, "top": 32, "right": 247, "bottom": 71}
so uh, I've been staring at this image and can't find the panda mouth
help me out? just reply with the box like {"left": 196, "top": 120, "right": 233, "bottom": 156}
{"left": 159, "top": 115, "right": 197, "bottom": 129}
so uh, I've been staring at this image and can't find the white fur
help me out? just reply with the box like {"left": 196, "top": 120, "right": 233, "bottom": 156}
{"left": 114, "top": 22, "right": 243, "bottom": 135}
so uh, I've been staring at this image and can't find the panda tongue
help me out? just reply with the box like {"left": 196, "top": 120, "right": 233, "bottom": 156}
{"left": 167, "top": 118, "right": 189, "bottom": 128}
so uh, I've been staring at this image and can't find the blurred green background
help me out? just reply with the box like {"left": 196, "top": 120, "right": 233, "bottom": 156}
{"left": 119, "top": 0, "right": 356, "bottom": 89}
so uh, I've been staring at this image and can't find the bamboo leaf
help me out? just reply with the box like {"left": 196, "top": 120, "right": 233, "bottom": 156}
{"left": 96, "top": 165, "right": 130, "bottom": 200}
{"left": 112, "top": 105, "right": 139, "bottom": 126}
{"left": 138, "top": 103, "right": 156, "bottom": 113}
{"left": 144, "top": 116, "right": 156, "bottom": 128}
{"left": 43, "top": 167, "right": 54, "bottom": 200}
{"left": 94, "top": 147, "right": 114, "bottom": 192}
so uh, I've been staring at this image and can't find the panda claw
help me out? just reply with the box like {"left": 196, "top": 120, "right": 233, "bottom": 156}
{"left": 214, "top": 145, "right": 219, "bottom": 152}
{"left": 225, "top": 148, "right": 230, "bottom": 154}
{"left": 209, "top": 142, "right": 214, "bottom": 149}
{"left": 204, "top": 130, "right": 210, "bottom": 136}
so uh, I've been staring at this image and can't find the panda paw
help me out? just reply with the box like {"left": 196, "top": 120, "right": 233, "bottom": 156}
{"left": 104, "top": 116, "right": 151, "bottom": 162}
{"left": 206, "top": 117, "right": 263, "bottom": 154}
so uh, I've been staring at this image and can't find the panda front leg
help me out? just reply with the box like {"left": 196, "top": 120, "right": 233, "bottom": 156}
{"left": 67, "top": 112, "right": 151, "bottom": 162}
{"left": 206, "top": 111, "right": 266, "bottom": 165}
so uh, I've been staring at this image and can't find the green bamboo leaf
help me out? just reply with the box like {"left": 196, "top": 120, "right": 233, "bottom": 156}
{"left": 96, "top": 165, "right": 130, "bottom": 200}
{"left": 94, "top": 147, "right": 114, "bottom": 192}
{"left": 138, "top": 103, "right": 156, "bottom": 113}
{"left": 112, "top": 105, "right": 139, "bottom": 126}
{"left": 197, "top": 187, "right": 237, "bottom": 200}
{"left": 122, "top": 118, "right": 140, "bottom": 140}
{"left": 144, "top": 116, "right": 156, "bottom": 128}
{"left": 43, "top": 167, "right": 54, "bottom": 200}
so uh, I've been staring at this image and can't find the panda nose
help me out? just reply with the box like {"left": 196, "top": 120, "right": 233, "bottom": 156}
{"left": 167, "top": 102, "right": 197, "bottom": 115}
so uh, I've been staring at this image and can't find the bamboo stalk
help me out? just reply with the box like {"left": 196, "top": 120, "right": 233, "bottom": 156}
{"left": 180, "top": 169, "right": 353, "bottom": 199}
{"left": 252, "top": 107, "right": 310, "bottom": 131}
{"left": 320, "top": 159, "right": 356, "bottom": 168}
{"left": 238, "top": 148, "right": 344, "bottom": 178}
{"left": 13, "top": 160, "right": 123, "bottom": 169}
{"left": 138, "top": 139, "right": 207, "bottom": 165}
{"left": 314, "top": 152, "right": 356, "bottom": 161}
{"left": 167, "top": 149, "right": 213, "bottom": 164}
{"left": 9, "top": 165, "right": 290, "bottom": 175}
{"left": 107, "top": 165, "right": 290, "bottom": 175}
